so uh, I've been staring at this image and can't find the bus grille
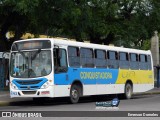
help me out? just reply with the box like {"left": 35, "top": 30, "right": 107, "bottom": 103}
{"left": 22, "top": 91, "right": 37, "bottom": 95}
{"left": 20, "top": 86, "right": 39, "bottom": 89}
{"left": 13, "top": 78, "right": 48, "bottom": 90}
{"left": 16, "top": 80, "right": 42, "bottom": 85}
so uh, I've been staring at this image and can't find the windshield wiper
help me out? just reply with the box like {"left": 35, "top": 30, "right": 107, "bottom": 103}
{"left": 31, "top": 49, "right": 41, "bottom": 60}
{"left": 14, "top": 43, "right": 28, "bottom": 61}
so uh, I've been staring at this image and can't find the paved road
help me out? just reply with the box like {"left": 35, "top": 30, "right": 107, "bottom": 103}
{"left": 0, "top": 94, "right": 160, "bottom": 111}
{"left": 0, "top": 94, "right": 160, "bottom": 119}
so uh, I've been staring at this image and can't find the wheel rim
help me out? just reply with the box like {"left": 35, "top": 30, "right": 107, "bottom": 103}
{"left": 72, "top": 89, "right": 78, "bottom": 99}
{"left": 126, "top": 85, "right": 131, "bottom": 98}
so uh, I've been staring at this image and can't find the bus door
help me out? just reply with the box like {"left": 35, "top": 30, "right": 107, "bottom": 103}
{"left": 54, "top": 48, "right": 68, "bottom": 85}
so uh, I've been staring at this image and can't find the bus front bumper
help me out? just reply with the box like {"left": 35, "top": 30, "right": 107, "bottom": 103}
{"left": 10, "top": 86, "right": 54, "bottom": 98}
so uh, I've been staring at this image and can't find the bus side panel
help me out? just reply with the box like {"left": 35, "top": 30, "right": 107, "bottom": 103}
{"left": 54, "top": 85, "right": 71, "bottom": 97}
{"left": 116, "top": 69, "right": 154, "bottom": 92}
{"left": 54, "top": 68, "right": 154, "bottom": 97}
{"left": 133, "top": 84, "right": 154, "bottom": 93}
{"left": 116, "top": 70, "right": 154, "bottom": 84}
{"left": 82, "top": 85, "right": 97, "bottom": 95}
{"left": 96, "top": 84, "right": 125, "bottom": 95}
{"left": 54, "top": 68, "right": 119, "bottom": 96}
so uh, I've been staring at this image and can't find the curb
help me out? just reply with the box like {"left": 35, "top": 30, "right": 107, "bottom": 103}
{"left": 0, "top": 101, "right": 10, "bottom": 106}
{"left": 0, "top": 94, "right": 9, "bottom": 97}
{"left": 134, "top": 91, "right": 160, "bottom": 96}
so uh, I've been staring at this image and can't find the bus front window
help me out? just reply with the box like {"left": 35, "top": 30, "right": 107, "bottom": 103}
{"left": 10, "top": 50, "right": 51, "bottom": 78}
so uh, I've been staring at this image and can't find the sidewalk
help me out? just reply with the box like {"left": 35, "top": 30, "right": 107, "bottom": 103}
{"left": 0, "top": 90, "right": 10, "bottom": 97}
{"left": 134, "top": 87, "right": 160, "bottom": 95}
{"left": 0, "top": 90, "right": 10, "bottom": 106}
{"left": 147, "top": 87, "right": 160, "bottom": 93}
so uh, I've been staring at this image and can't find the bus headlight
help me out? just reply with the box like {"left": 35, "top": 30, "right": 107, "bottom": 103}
{"left": 41, "top": 81, "right": 50, "bottom": 89}
{"left": 11, "top": 83, "right": 18, "bottom": 90}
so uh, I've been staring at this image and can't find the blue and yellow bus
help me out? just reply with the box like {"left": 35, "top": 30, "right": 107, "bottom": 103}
{"left": 10, "top": 38, "right": 154, "bottom": 103}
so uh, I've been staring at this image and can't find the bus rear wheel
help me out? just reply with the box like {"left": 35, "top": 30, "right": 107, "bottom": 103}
{"left": 124, "top": 83, "right": 133, "bottom": 99}
{"left": 69, "top": 84, "right": 81, "bottom": 104}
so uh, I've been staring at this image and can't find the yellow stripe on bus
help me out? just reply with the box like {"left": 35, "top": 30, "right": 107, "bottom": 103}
{"left": 116, "top": 70, "right": 154, "bottom": 84}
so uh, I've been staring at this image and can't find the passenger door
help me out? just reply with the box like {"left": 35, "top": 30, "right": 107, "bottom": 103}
{"left": 54, "top": 48, "right": 68, "bottom": 85}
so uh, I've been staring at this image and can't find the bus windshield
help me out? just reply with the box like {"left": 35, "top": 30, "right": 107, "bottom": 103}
{"left": 10, "top": 50, "right": 52, "bottom": 78}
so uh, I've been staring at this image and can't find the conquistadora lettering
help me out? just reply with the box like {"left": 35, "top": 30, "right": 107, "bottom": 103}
{"left": 80, "top": 72, "right": 112, "bottom": 80}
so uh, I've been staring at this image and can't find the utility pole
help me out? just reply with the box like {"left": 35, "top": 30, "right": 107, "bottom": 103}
{"left": 151, "top": 31, "right": 159, "bottom": 66}
{"left": 151, "top": 31, "right": 160, "bottom": 87}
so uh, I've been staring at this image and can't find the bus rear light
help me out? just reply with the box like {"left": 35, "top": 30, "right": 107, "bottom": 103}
{"left": 41, "top": 91, "right": 50, "bottom": 95}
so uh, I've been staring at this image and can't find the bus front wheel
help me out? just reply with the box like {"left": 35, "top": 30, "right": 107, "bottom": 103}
{"left": 69, "top": 84, "right": 81, "bottom": 104}
{"left": 124, "top": 83, "right": 133, "bottom": 99}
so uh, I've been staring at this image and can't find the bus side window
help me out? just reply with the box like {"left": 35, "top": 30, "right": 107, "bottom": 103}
{"left": 119, "top": 52, "right": 129, "bottom": 69}
{"left": 107, "top": 51, "right": 119, "bottom": 69}
{"left": 95, "top": 49, "right": 107, "bottom": 68}
{"left": 54, "top": 48, "right": 68, "bottom": 73}
{"left": 68, "top": 46, "right": 80, "bottom": 67}
{"left": 80, "top": 48, "right": 94, "bottom": 68}
{"left": 130, "top": 53, "right": 139, "bottom": 70}
{"left": 139, "top": 54, "right": 148, "bottom": 70}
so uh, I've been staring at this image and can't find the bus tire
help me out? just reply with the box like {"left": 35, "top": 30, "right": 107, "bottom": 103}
{"left": 124, "top": 83, "right": 133, "bottom": 99}
{"left": 69, "top": 84, "right": 81, "bottom": 104}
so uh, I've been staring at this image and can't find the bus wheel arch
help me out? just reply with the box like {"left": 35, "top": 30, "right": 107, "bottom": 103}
{"left": 124, "top": 80, "right": 133, "bottom": 99}
{"left": 69, "top": 80, "right": 83, "bottom": 104}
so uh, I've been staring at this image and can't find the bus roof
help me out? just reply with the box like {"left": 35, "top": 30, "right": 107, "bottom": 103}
{"left": 13, "top": 38, "right": 151, "bottom": 55}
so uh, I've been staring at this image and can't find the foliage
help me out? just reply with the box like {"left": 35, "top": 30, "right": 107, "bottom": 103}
{"left": 1, "top": 0, "right": 160, "bottom": 51}
{"left": 0, "top": 0, "right": 39, "bottom": 51}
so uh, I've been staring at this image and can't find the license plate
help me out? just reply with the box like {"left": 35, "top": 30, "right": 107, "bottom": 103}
{"left": 10, "top": 91, "right": 18, "bottom": 96}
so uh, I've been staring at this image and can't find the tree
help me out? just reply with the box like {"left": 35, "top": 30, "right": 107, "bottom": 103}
{"left": 0, "top": 0, "right": 39, "bottom": 51}
{"left": 1, "top": 0, "right": 160, "bottom": 51}
{"left": 113, "top": 0, "right": 160, "bottom": 48}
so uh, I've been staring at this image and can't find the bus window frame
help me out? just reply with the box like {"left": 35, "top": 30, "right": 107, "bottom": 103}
{"left": 68, "top": 46, "right": 80, "bottom": 68}
{"left": 119, "top": 52, "right": 129, "bottom": 69}
{"left": 80, "top": 47, "right": 94, "bottom": 68}
{"left": 139, "top": 54, "right": 148, "bottom": 70}
{"left": 94, "top": 49, "right": 107, "bottom": 68}
{"left": 54, "top": 48, "right": 68, "bottom": 73}
{"left": 107, "top": 50, "right": 119, "bottom": 69}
